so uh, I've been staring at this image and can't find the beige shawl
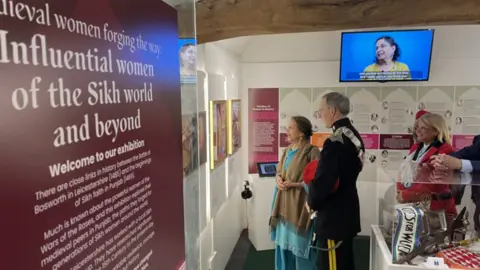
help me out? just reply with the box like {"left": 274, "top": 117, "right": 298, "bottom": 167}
{"left": 270, "top": 143, "right": 320, "bottom": 232}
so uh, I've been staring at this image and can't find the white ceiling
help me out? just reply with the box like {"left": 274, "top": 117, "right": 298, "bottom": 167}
{"left": 212, "top": 36, "right": 251, "bottom": 57}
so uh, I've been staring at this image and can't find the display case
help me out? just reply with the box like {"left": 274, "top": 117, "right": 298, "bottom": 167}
{"left": 371, "top": 164, "right": 480, "bottom": 269}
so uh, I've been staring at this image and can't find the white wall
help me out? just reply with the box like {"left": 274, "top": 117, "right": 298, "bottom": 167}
{"left": 238, "top": 25, "right": 480, "bottom": 249}
{"left": 241, "top": 25, "right": 480, "bottom": 87}
{"left": 196, "top": 42, "right": 246, "bottom": 270}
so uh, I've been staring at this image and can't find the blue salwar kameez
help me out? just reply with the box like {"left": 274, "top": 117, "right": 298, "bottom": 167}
{"left": 270, "top": 149, "right": 317, "bottom": 270}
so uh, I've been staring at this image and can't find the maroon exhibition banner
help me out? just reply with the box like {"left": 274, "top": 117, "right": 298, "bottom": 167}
{"left": 379, "top": 134, "right": 414, "bottom": 150}
{"left": 452, "top": 135, "right": 475, "bottom": 151}
{"left": 279, "top": 133, "right": 289, "bottom": 148}
{"left": 248, "top": 88, "right": 279, "bottom": 174}
{"left": 0, "top": 1, "right": 185, "bottom": 269}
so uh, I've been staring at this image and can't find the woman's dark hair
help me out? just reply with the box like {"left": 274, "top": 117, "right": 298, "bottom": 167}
{"left": 375, "top": 36, "right": 401, "bottom": 63}
{"left": 180, "top": 43, "right": 195, "bottom": 53}
{"left": 291, "top": 116, "right": 313, "bottom": 140}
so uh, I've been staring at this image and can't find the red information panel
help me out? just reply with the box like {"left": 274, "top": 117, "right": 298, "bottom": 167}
{"left": 380, "top": 134, "right": 414, "bottom": 150}
{"left": 279, "top": 133, "right": 289, "bottom": 148}
{"left": 361, "top": 134, "right": 380, "bottom": 150}
{"left": 452, "top": 134, "right": 476, "bottom": 151}
{"left": 0, "top": 1, "right": 185, "bottom": 269}
{"left": 248, "top": 88, "right": 279, "bottom": 173}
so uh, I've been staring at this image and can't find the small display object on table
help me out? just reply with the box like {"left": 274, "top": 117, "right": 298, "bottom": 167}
{"left": 372, "top": 163, "right": 480, "bottom": 270}
{"left": 228, "top": 99, "right": 241, "bottom": 155}
{"left": 209, "top": 100, "right": 228, "bottom": 170}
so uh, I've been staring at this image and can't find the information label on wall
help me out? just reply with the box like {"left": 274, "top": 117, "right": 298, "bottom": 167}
{"left": 379, "top": 134, "right": 414, "bottom": 177}
{"left": 248, "top": 88, "right": 279, "bottom": 174}
{"left": 358, "top": 134, "right": 380, "bottom": 182}
{"left": 380, "top": 86, "right": 417, "bottom": 134}
{"left": 453, "top": 86, "right": 480, "bottom": 135}
{"left": 0, "top": 1, "right": 185, "bottom": 269}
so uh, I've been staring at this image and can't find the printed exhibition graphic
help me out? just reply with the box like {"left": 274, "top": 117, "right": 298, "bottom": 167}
{"left": 247, "top": 86, "right": 474, "bottom": 181}
{"left": 248, "top": 88, "right": 279, "bottom": 174}
{"left": 0, "top": 0, "right": 185, "bottom": 269}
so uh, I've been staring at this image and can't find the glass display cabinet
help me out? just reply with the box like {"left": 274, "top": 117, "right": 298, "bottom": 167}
{"left": 371, "top": 165, "right": 480, "bottom": 270}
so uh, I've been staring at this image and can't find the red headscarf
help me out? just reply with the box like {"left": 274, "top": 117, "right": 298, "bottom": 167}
{"left": 415, "top": 110, "right": 430, "bottom": 120}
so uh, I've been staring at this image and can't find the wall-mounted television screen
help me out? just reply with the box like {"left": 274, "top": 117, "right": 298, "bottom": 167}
{"left": 339, "top": 29, "right": 434, "bottom": 82}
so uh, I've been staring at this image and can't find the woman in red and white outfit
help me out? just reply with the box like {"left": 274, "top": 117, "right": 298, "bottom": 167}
{"left": 397, "top": 111, "right": 457, "bottom": 216}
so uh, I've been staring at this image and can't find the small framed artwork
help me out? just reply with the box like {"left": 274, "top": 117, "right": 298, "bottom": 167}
{"left": 228, "top": 99, "right": 241, "bottom": 154}
{"left": 198, "top": 111, "right": 207, "bottom": 166}
{"left": 181, "top": 113, "right": 199, "bottom": 176}
{"left": 209, "top": 100, "right": 228, "bottom": 170}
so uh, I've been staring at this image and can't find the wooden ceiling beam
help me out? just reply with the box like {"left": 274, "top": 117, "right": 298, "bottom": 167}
{"left": 195, "top": 0, "right": 480, "bottom": 43}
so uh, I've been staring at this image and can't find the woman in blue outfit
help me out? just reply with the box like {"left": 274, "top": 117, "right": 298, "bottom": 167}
{"left": 270, "top": 116, "right": 320, "bottom": 270}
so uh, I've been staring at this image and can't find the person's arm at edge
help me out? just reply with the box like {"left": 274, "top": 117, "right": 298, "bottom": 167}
{"left": 460, "top": 160, "right": 474, "bottom": 173}
{"left": 450, "top": 135, "right": 480, "bottom": 172}
{"left": 460, "top": 160, "right": 480, "bottom": 173}
{"left": 451, "top": 146, "right": 476, "bottom": 160}
{"left": 307, "top": 139, "right": 341, "bottom": 211}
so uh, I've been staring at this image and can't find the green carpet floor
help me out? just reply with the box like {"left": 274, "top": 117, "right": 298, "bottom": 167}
{"left": 243, "top": 236, "right": 370, "bottom": 270}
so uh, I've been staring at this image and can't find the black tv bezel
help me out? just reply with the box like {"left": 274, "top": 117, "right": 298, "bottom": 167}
{"left": 256, "top": 162, "right": 279, "bottom": 178}
{"left": 338, "top": 29, "right": 435, "bottom": 83}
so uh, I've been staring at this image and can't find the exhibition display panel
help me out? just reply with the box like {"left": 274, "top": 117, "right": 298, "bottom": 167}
{"left": 371, "top": 166, "right": 480, "bottom": 269}
{"left": 0, "top": 0, "right": 197, "bottom": 269}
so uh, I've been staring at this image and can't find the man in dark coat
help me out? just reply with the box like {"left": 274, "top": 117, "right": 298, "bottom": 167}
{"left": 431, "top": 135, "right": 480, "bottom": 231}
{"left": 307, "top": 92, "right": 365, "bottom": 270}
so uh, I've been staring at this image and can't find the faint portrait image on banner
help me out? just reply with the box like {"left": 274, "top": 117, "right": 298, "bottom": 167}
{"left": 182, "top": 113, "right": 199, "bottom": 176}
{"left": 228, "top": 99, "right": 242, "bottom": 154}
{"left": 210, "top": 101, "right": 228, "bottom": 169}
{"left": 198, "top": 111, "right": 208, "bottom": 165}
{"left": 179, "top": 38, "right": 196, "bottom": 84}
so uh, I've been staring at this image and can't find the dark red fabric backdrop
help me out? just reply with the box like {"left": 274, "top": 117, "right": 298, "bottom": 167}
{"left": 0, "top": 0, "right": 185, "bottom": 269}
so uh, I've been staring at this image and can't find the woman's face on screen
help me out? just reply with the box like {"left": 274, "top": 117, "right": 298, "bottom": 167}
{"left": 181, "top": 45, "right": 196, "bottom": 66}
{"left": 376, "top": 39, "right": 395, "bottom": 61}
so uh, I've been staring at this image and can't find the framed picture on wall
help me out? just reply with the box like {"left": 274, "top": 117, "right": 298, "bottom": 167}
{"left": 182, "top": 113, "right": 199, "bottom": 176}
{"left": 198, "top": 111, "right": 207, "bottom": 166}
{"left": 228, "top": 99, "right": 242, "bottom": 154}
{"left": 209, "top": 100, "right": 228, "bottom": 170}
